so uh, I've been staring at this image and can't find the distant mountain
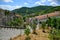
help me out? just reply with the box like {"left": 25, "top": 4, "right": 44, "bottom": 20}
{"left": 11, "top": 6, "right": 60, "bottom": 16}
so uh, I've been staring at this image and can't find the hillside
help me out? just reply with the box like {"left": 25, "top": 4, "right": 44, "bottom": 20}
{"left": 12, "top": 6, "right": 60, "bottom": 16}
{"left": 0, "top": 6, "right": 60, "bottom": 17}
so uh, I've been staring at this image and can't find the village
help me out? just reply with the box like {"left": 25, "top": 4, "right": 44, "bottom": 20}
{"left": 0, "top": 0, "right": 60, "bottom": 40}
{"left": 0, "top": 8, "right": 60, "bottom": 40}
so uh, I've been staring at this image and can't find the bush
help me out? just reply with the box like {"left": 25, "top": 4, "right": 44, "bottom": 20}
{"left": 24, "top": 27, "right": 30, "bottom": 36}
{"left": 24, "top": 27, "right": 31, "bottom": 40}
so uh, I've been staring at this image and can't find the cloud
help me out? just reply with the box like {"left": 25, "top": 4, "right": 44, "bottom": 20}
{"left": 50, "top": 2, "right": 58, "bottom": 6}
{"left": 35, "top": 1, "right": 45, "bottom": 5}
{"left": 34, "top": 0, "right": 60, "bottom": 6}
{"left": 24, "top": 2, "right": 28, "bottom": 5}
{"left": 48, "top": 0, "right": 60, "bottom": 2}
{"left": 55, "top": 0, "right": 59, "bottom": 1}
{"left": 0, "top": 5, "right": 22, "bottom": 10}
{"left": 3, "top": 0, "right": 13, "bottom": 2}
{"left": 34, "top": 0, "right": 46, "bottom": 5}
{"left": 48, "top": 0, "right": 59, "bottom": 6}
{"left": 40, "top": 0, "right": 46, "bottom": 3}
{"left": 48, "top": 0, "right": 53, "bottom": 2}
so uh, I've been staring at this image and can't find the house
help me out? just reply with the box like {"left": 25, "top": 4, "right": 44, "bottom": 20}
{"left": 35, "top": 11, "right": 60, "bottom": 22}
{"left": 0, "top": 9, "right": 22, "bottom": 27}
{"left": 26, "top": 11, "right": 60, "bottom": 26}
{"left": 0, "top": 9, "right": 5, "bottom": 26}
{"left": 27, "top": 11, "right": 60, "bottom": 29}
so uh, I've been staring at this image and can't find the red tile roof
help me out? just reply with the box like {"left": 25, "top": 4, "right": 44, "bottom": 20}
{"left": 35, "top": 11, "right": 60, "bottom": 20}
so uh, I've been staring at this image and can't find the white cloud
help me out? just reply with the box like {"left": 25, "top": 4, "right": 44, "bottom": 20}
{"left": 24, "top": 2, "right": 28, "bottom": 5}
{"left": 50, "top": 2, "right": 58, "bottom": 6}
{"left": 0, "top": 5, "right": 22, "bottom": 10}
{"left": 3, "top": 0, "right": 13, "bottom": 2}
{"left": 40, "top": 0, "right": 46, "bottom": 3}
{"left": 35, "top": 1, "right": 45, "bottom": 5}
{"left": 48, "top": 0, "right": 57, "bottom": 2}
{"left": 35, "top": 0, "right": 59, "bottom": 6}
{"left": 48, "top": 0, "right": 59, "bottom": 6}
{"left": 34, "top": 0, "right": 46, "bottom": 5}
{"left": 48, "top": 0, "right": 53, "bottom": 2}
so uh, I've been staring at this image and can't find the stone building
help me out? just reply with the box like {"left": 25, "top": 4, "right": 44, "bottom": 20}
{"left": 26, "top": 11, "right": 60, "bottom": 29}
{"left": 35, "top": 11, "right": 60, "bottom": 22}
{"left": 0, "top": 9, "right": 5, "bottom": 26}
{"left": 0, "top": 9, "right": 21, "bottom": 27}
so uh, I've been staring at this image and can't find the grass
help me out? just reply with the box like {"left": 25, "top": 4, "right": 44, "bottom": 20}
{"left": 49, "top": 33, "right": 53, "bottom": 40}
{"left": 49, "top": 29, "right": 60, "bottom": 40}
{"left": 56, "top": 30, "right": 60, "bottom": 37}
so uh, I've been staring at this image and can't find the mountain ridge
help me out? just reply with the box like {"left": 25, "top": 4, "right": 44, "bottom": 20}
{"left": 12, "top": 5, "right": 60, "bottom": 16}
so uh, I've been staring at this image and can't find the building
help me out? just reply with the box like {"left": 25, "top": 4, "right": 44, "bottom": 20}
{"left": 0, "top": 9, "right": 22, "bottom": 27}
{"left": 35, "top": 11, "right": 60, "bottom": 22}
{"left": 26, "top": 11, "right": 60, "bottom": 26}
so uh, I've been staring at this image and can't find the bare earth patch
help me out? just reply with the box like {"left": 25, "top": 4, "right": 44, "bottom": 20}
{"left": 11, "top": 29, "right": 50, "bottom": 40}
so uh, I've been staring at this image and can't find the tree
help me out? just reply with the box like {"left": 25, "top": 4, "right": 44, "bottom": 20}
{"left": 50, "top": 18, "right": 58, "bottom": 34}
{"left": 46, "top": 17, "right": 52, "bottom": 27}
{"left": 52, "top": 18, "right": 57, "bottom": 28}
{"left": 32, "top": 23, "right": 37, "bottom": 34}
{"left": 24, "top": 27, "right": 30, "bottom": 40}
{"left": 29, "top": 19, "right": 37, "bottom": 35}
{"left": 56, "top": 18, "right": 60, "bottom": 29}
{"left": 24, "top": 27, "right": 30, "bottom": 36}
{"left": 42, "top": 22, "right": 46, "bottom": 33}
{"left": 5, "top": 10, "right": 10, "bottom": 16}
{"left": 58, "top": 21, "right": 60, "bottom": 29}
{"left": 7, "top": 20, "right": 13, "bottom": 26}
{"left": 7, "top": 16, "right": 24, "bottom": 28}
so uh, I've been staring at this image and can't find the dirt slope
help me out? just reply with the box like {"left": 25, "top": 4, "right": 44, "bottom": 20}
{"left": 11, "top": 29, "right": 50, "bottom": 40}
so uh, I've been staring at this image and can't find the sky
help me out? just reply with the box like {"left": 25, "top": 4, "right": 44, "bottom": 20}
{"left": 0, "top": 0, "right": 60, "bottom": 10}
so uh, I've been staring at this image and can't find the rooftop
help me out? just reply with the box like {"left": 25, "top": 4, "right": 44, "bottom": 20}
{"left": 35, "top": 11, "right": 60, "bottom": 20}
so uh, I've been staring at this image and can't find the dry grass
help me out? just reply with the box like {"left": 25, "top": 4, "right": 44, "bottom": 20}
{"left": 11, "top": 29, "right": 50, "bottom": 40}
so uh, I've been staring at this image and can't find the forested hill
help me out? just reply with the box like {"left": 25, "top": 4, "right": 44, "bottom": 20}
{"left": 12, "top": 6, "right": 60, "bottom": 16}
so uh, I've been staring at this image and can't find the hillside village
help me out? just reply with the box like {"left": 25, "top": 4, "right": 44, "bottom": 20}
{"left": 0, "top": 8, "right": 60, "bottom": 28}
{"left": 0, "top": 6, "right": 60, "bottom": 40}
{"left": 0, "top": 0, "right": 60, "bottom": 40}
{"left": 10, "top": 11, "right": 60, "bottom": 40}
{"left": 0, "top": 9, "right": 24, "bottom": 28}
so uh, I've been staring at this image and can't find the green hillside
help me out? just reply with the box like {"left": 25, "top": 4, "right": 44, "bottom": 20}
{"left": 12, "top": 6, "right": 60, "bottom": 16}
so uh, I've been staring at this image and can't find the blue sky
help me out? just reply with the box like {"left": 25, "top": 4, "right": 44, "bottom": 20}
{"left": 0, "top": 0, "right": 60, "bottom": 10}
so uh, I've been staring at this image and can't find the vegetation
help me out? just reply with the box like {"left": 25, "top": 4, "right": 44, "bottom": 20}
{"left": 24, "top": 27, "right": 30, "bottom": 36}
{"left": 46, "top": 17, "right": 60, "bottom": 40}
{"left": 42, "top": 22, "right": 46, "bottom": 33}
{"left": 29, "top": 19, "right": 37, "bottom": 35}
{"left": 5, "top": 10, "right": 10, "bottom": 16}
{"left": 7, "top": 16, "right": 24, "bottom": 28}
{"left": 46, "top": 17, "right": 52, "bottom": 27}
{"left": 12, "top": 6, "right": 60, "bottom": 17}
{"left": 24, "top": 27, "right": 31, "bottom": 40}
{"left": 0, "top": 5, "right": 60, "bottom": 40}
